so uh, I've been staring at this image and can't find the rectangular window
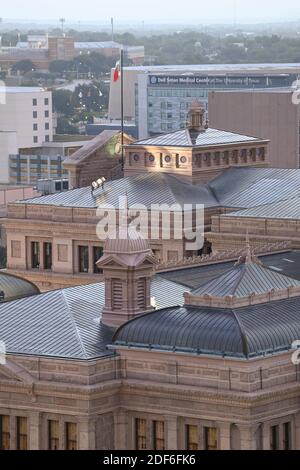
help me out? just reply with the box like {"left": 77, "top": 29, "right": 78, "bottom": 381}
{"left": 65, "top": 422, "right": 77, "bottom": 450}
{"left": 44, "top": 242, "right": 52, "bottom": 270}
{"left": 93, "top": 246, "right": 103, "bottom": 274}
{"left": 16, "top": 417, "right": 28, "bottom": 450}
{"left": 78, "top": 245, "right": 89, "bottom": 273}
{"left": 153, "top": 421, "right": 165, "bottom": 450}
{"left": 33, "top": 111, "right": 38, "bottom": 118}
{"left": 45, "top": 98, "right": 49, "bottom": 106}
{"left": 48, "top": 420, "right": 59, "bottom": 450}
{"left": 33, "top": 136, "right": 38, "bottom": 144}
{"left": 31, "top": 241, "right": 40, "bottom": 269}
{"left": 0, "top": 415, "right": 10, "bottom": 450}
{"left": 283, "top": 422, "right": 291, "bottom": 451}
{"left": 33, "top": 98, "right": 37, "bottom": 106}
{"left": 204, "top": 427, "right": 218, "bottom": 451}
{"left": 45, "top": 135, "right": 50, "bottom": 142}
{"left": 270, "top": 425, "right": 279, "bottom": 450}
{"left": 135, "top": 419, "right": 147, "bottom": 450}
{"left": 45, "top": 123, "right": 50, "bottom": 130}
{"left": 186, "top": 425, "right": 198, "bottom": 450}
{"left": 33, "top": 123, "right": 38, "bottom": 131}
{"left": 45, "top": 110, "right": 49, "bottom": 118}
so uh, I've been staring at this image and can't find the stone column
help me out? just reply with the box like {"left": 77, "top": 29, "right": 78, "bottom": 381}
{"left": 219, "top": 422, "right": 231, "bottom": 450}
{"left": 262, "top": 422, "right": 271, "bottom": 450}
{"left": 238, "top": 424, "right": 257, "bottom": 450}
{"left": 294, "top": 413, "right": 300, "bottom": 450}
{"left": 166, "top": 416, "right": 178, "bottom": 450}
{"left": 78, "top": 418, "right": 96, "bottom": 450}
{"left": 29, "top": 412, "right": 40, "bottom": 450}
{"left": 114, "top": 410, "right": 129, "bottom": 450}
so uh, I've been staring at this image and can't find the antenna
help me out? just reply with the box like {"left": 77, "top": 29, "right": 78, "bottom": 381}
{"left": 60, "top": 18, "right": 66, "bottom": 35}
{"left": 111, "top": 17, "right": 114, "bottom": 42}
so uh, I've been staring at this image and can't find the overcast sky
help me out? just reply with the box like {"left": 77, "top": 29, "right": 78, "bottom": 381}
{"left": 1, "top": 0, "right": 300, "bottom": 24}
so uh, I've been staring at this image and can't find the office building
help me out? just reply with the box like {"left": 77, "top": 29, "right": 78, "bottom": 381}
{"left": 108, "top": 63, "right": 300, "bottom": 139}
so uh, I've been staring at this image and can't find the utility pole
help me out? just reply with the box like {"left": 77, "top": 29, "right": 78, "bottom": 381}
{"left": 111, "top": 17, "right": 114, "bottom": 42}
{"left": 60, "top": 18, "right": 66, "bottom": 35}
{"left": 120, "top": 48, "right": 124, "bottom": 171}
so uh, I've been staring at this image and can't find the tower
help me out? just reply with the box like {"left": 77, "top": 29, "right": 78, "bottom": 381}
{"left": 187, "top": 101, "right": 209, "bottom": 133}
{"left": 98, "top": 228, "right": 157, "bottom": 328}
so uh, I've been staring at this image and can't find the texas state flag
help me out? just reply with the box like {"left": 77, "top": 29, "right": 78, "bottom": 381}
{"left": 113, "top": 61, "right": 121, "bottom": 82}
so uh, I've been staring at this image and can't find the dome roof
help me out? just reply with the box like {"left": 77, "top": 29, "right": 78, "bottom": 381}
{"left": 0, "top": 271, "right": 40, "bottom": 303}
{"left": 113, "top": 298, "right": 300, "bottom": 359}
{"left": 104, "top": 227, "right": 151, "bottom": 255}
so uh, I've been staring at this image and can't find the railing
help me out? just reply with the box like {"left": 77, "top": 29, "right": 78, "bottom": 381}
{"left": 156, "top": 241, "right": 291, "bottom": 273}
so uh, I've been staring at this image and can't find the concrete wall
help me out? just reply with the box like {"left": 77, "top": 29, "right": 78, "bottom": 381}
{"left": 209, "top": 90, "right": 300, "bottom": 169}
{"left": 0, "top": 131, "right": 18, "bottom": 183}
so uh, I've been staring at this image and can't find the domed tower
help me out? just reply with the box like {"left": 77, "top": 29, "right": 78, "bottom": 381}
{"left": 187, "top": 100, "right": 209, "bottom": 133}
{"left": 97, "top": 228, "right": 157, "bottom": 328}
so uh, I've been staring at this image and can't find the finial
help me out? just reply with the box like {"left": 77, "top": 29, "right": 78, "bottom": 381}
{"left": 245, "top": 231, "right": 253, "bottom": 264}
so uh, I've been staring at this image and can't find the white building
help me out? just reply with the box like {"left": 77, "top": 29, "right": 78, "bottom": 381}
{"left": 0, "top": 87, "right": 53, "bottom": 183}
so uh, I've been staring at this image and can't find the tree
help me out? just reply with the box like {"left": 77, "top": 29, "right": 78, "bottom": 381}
{"left": 52, "top": 89, "right": 75, "bottom": 116}
{"left": 56, "top": 117, "right": 78, "bottom": 135}
{"left": 49, "top": 60, "right": 72, "bottom": 74}
{"left": 12, "top": 60, "right": 36, "bottom": 75}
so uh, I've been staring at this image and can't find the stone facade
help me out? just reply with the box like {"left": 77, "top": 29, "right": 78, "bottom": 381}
{"left": 1, "top": 350, "right": 300, "bottom": 450}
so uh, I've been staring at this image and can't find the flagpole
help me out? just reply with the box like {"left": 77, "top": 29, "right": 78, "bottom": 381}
{"left": 120, "top": 48, "right": 124, "bottom": 172}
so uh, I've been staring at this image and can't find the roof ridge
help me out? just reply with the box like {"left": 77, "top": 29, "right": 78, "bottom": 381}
{"left": 230, "top": 309, "right": 249, "bottom": 357}
{"left": 61, "top": 290, "right": 90, "bottom": 359}
{"left": 230, "top": 264, "right": 248, "bottom": 296}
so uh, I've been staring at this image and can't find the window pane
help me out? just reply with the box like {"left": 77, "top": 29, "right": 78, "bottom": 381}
{"left": 17, "top": 417, "right": 28, "bottom": 450}
{"left": 153, "top": 421, "right": 165, "bottom": 450}
{"left": 205, "top": 427, "right": 218, "bottom": 451}
{"left": 0, "top": 415, "right": 10, "bottom": 450}
{"left": 48, "top": 420, "right": 59, "bottom": 450}
{"left": 283, "top": 423, "right": 291, "bottom": 451}
{"left": 31, "top": 242, "right": 40, "bottom": 269}
{"left": 44, "top": 243, "right": 52, "bottom": 270}
{"left": 66, "top": 422, "right": 77, "bottom": 450}
{"left": 93, "top": 246, "right": 103, "bottom": 273}
{"left": 270, "top": 425, "right": 279, "bottom": 450}
{"left": 135, "top": 419, "right": 147, "bottom": 450}
{"left": 78, "top": 246, "right": 89, "bottom": 273}
{"left": 186, "top": 425, "right": 198, "bottom": 450}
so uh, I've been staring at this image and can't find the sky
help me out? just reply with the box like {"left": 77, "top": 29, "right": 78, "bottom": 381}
{"left": 0, "top": 0, "right": 300, "bottom": 24}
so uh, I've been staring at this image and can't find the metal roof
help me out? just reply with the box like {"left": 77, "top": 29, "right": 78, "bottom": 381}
{"left": 113, "top": 297, "right": 300, "bottom": 359}
{"left": 191, "top": 262, "right": 300, "bottom": 298}
{"left": 18, "top": 173, "right": 219, "bottom": 209}
{"left": 225, "top": 196, "right": 300, "bottom": 220}
{"left": 63, "top": 130, "right": 119, "bottom": 166}
{"left": 0, "top": 271, "right": 40, "bottom": 302}
{"left": 133, "top": 128, "right": 261, "bottom": 148}
{"left": 0, "top": 276, "right": 187, "bottom": 360}
{"left": 16, "top": 168, "right": 300, "bottom": 212}
{"left": 75, "top": 41, "right": 122, "bottom": 49}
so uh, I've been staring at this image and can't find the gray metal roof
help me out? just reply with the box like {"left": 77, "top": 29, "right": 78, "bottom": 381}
{"left": 209, "top": 168, "right": 300, "bottom": 209}
{"left": 133, "top": 128, "right": 261, "bottom": 148}
{"left": 113, "top": 297, "right": 300, "bottom": 359}
{"left": 18, "top": 173, "right": 219, "bottom": 209}
{"left": 225, "top": 196, "right": 300, "bottom": 220}
{"left": 191, "top": 262, "right": 300, "bottom": 298}
{"left": 0, "top": 276, "right": 188, "bottom": 360}
{"left": 0, "top": 271, "right": 40, "bottom": 302}
{"left": 16, "top": 168, "right": 300, "bottom": 212}
{"left": 63, "top": 130, "right": 119, "bottom": 165}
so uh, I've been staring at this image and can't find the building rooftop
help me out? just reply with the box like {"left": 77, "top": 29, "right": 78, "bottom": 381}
{"left": 15, "top": 168, "right": 300, "bottom": 211}
{"left": 75, "top": 41, "right": 122, "bottom": 49}
{"left": 121, "top": 63, "right": 300, "bottom": 73}
{"left": 224, "top": 196, "right": 300, "bottom": 220}
{"left": 133, "top": 127, "right": 262, "bottom": 148}
{"left": 0, "top": 276, "right": 187, "bottom": 360}
{"left": 0, "top": 86, "right": 46, "bottom": 93}
{"left": 112, "top": 298, "right": 300, "bottom": 359}
{"left": 0, "top": 271, "right": 40, "bottom": 302}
